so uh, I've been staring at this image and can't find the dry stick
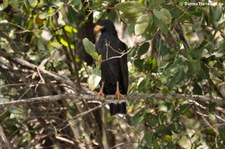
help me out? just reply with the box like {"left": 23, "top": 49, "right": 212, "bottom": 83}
{"left": 0, "top": 125, "right": 12, "bottom": 149}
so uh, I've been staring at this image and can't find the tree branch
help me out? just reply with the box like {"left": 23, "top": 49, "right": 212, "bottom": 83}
{"left": 0, "top": 50, "right": 78, "bottom": 91}
{"left": 0, "top": 93, "right": 223, "bottom": 108}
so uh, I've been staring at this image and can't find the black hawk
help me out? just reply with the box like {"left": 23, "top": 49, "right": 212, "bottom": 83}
{"left": 94, "top": 19, "right": 128, "bottom": 115}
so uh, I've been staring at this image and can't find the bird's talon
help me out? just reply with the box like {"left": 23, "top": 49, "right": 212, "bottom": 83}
{"left": 115, "top": 91, "right": 124, "bottom": 101}
{"left": 97, "top": 91, "right": 105, "bottom": 99}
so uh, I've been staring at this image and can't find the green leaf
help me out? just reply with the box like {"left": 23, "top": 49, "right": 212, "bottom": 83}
{"left": 144, "top": 132, "right": 153, "bottom": 146}
{"left": 160, "top": 44, "right": 172, "bottom": 60}
{"left": 169, "top": 70, "right": 185, "bottom": 85}
{"left": 153, "top": 16, "right": 169, "bottom": 33}
{"left": 211, "top": 6, "right": 222, "bottom": 22}
{"left": 131, "top": 110, "right": 144, "bottom": 125}
{"left": 82, "top": 38, "right": 99, "bottom": 60}
{"left": 190, "top": 59, "right": 201, "bottom": 74}
{"left": 73, "top": 0, "right": 81, "bottom": 6}
{"left": 108, "top": 10, "right": 117, "bottom": 21}
{"left": 138, "top": 42, "right": 150, "bottom": 56}
{"left": 135, "top": 14, "right": 151, "bottom": 35}
{"left": 153, "top": 8, "right": 172, "bottom": 24}
{"left": 134, "top": 59, "right": 144, "bottom": 69}
{"left": 153, "top": 9, "right": 164, "bottom": 21}
{"left": 67, "top": 6, "right": 77, "bottom": 25}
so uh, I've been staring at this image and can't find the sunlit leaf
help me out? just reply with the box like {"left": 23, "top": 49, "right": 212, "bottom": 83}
{"left": 64, "top": 25, "right": 73, "bottom": 33}
{"left": 178, "top": 136, "right": 192, "bottom": 148}
{"left": 60, "top": 38, "right": 68, "bottom": 47}
{"left": 58, "top": 11, "right": 65, "bottom": 25}
{"left": 0, "top": 0, "right": 9, "bottom": 11}
{"left": 135, "top": 14, "right": 151, "bottom": 35}
{"left": 39, "top": 11, "right": 48, "bottom": 19}
{"left": 53, "top": 1, "right": 64, "bottom": 7}
{"left": 64, "top": 25, "right": 78, "bottom": 33}
{"left": 88, "top": 67, "right": 101, "bottom": 90}
{"left": 82, "top": 38, "right": 99, "bottom": 60}
{"left": 164, "top": 135, "right": 172, "bottom": 142}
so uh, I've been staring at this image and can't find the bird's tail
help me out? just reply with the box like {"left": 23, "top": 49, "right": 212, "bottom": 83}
{"left": 109, "top": 100, "right": 126, "bottom": 116}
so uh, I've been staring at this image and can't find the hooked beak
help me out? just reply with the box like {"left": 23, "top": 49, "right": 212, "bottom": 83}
{"left": 94, "top": 25, "right": 104, "bottom": 33}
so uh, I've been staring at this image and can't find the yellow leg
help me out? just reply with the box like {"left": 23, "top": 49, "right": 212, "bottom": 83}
{"left": 115, "top": 81, "right": 124, "bottom": 101}
{"left": 97, "top": 82, "right": 105, "bottom": 99}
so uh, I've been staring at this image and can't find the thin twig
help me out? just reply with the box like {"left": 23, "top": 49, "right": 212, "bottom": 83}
{"left": 101, "top": 44, "right": 130, "bottom": 63}
{"left": 58, "top": 101, "right": 108, "bottom": 131}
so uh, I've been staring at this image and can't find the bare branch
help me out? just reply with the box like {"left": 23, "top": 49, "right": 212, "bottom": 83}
{"left": 0, "top": 50, "right": 78, "bottom": 91}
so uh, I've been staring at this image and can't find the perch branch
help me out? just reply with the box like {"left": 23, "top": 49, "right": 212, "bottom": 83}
{"left": 0, "top": 93, "right": 223, "bottom": 108}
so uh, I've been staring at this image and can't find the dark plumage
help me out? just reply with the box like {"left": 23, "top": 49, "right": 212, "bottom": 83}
{"left": 94, "top": 19, "right": 128, "bottom": 115}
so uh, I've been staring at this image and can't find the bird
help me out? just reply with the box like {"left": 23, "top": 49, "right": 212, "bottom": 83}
{"left": 94, "top": 19, "right": 128, "bottom": 115}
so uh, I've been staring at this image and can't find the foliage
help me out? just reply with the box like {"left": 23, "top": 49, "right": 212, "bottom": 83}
{"left": 0, "top": 0, "right": 225, "bottom": 148}
{"left": 117, "top": 0, "right": 225, "bottom": 148}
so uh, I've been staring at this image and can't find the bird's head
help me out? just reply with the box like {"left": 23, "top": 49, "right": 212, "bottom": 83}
{"left": 94, "top": 19, "right": 117, "bottom": 36}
